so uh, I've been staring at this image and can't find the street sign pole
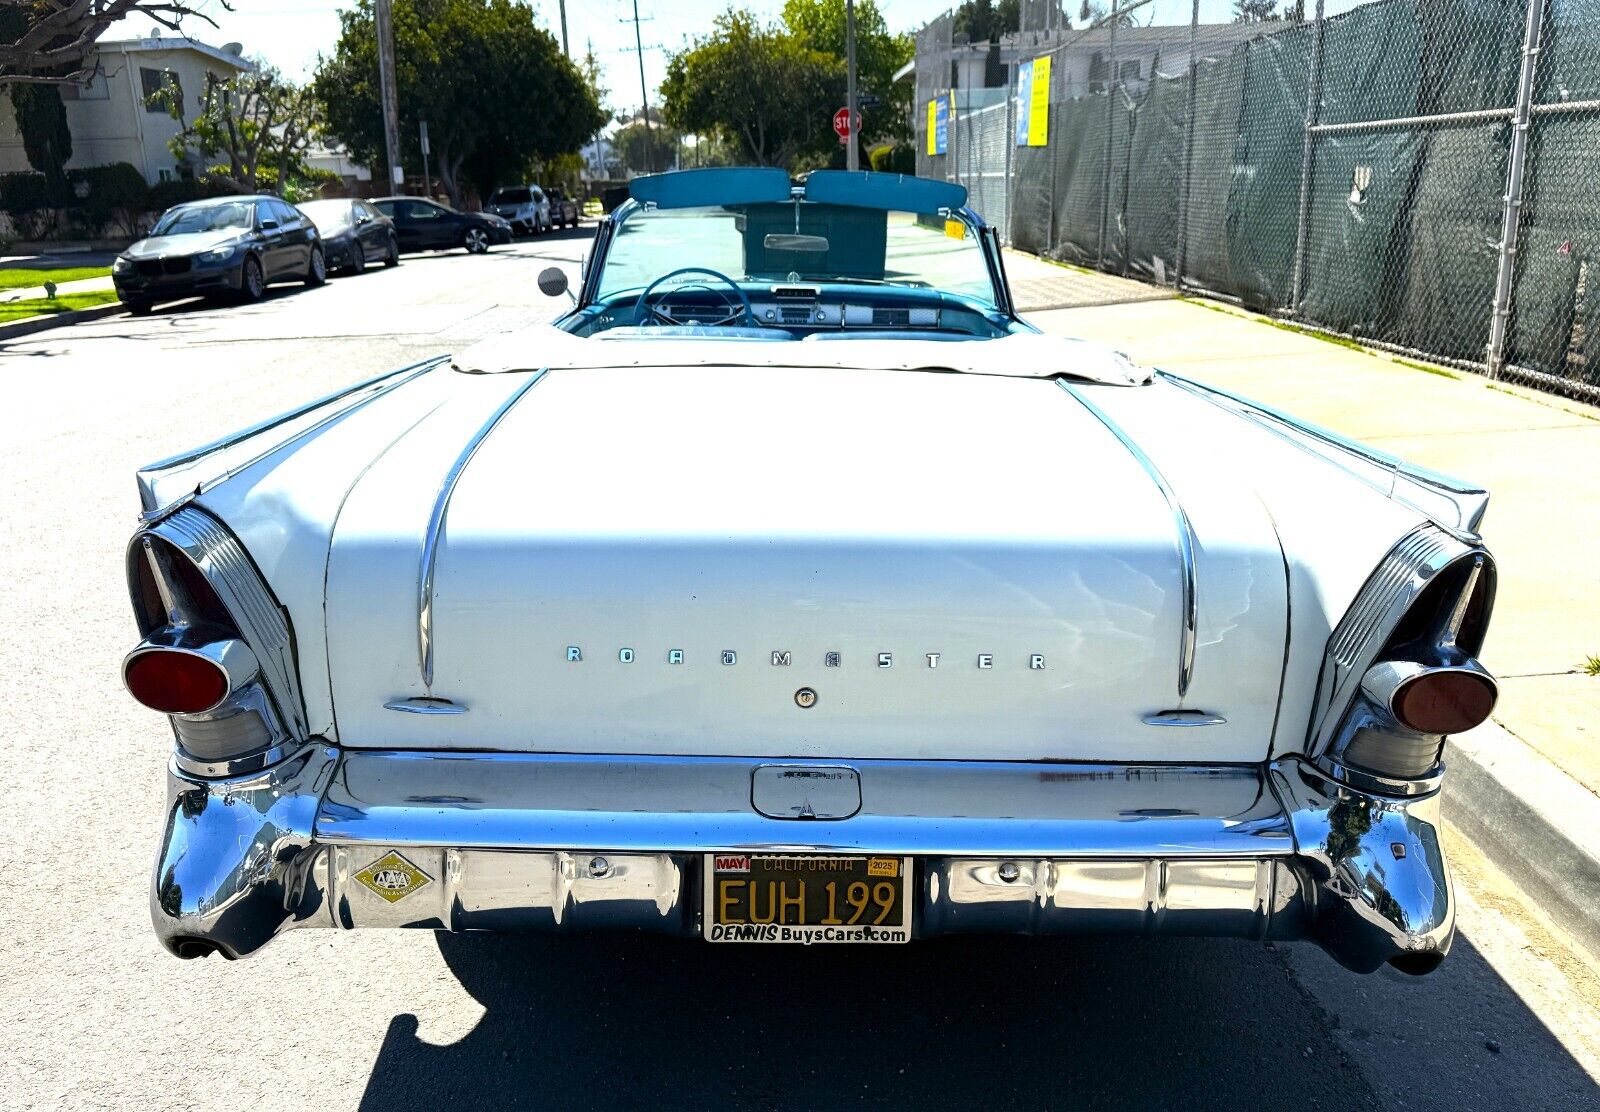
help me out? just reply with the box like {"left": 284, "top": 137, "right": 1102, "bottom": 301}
{"left": 419, "top": 120, "right": 432, "bottom": 199}
{"left": 845, "top": 0, "right": 859, "bottom": 171}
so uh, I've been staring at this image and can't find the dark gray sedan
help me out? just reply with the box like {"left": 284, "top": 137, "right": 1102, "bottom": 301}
{"left": 112, "top": 195, "right": 326, "bottom": 314}
{"left": 297, "top": 198, "right": 400, "bottom": 275}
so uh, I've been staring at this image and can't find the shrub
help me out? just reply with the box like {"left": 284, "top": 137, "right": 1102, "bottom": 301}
{"left": 70, "top": 163, "right": 150, "bottom": 234}
{"left": 0, "top": 172, "right": 53, "bottom": 214}
{"left": 145, "top": 177, "right": 225, "bottom": 215}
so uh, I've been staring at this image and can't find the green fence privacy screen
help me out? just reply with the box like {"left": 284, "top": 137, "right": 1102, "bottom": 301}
{"left": 914, "top": 0, "right": 1600, "bottom": 401}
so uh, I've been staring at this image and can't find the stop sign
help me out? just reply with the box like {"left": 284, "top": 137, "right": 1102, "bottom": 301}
{"left": 832, "top": 107, "right": 860, "bottom": 140}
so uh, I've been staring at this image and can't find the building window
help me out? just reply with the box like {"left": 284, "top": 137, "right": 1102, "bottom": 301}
{"left": 140, "top": 67, "right": 181, "bottom": 113}
{"left": 158, "top": 168, "right": 176, "bottom": 182}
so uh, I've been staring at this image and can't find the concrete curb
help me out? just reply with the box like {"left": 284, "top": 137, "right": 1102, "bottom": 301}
{"left": 0, "top": 301, "right": 125, "bottom": 340}
{"left": 1444, "top": 719, "right": 1600, "bottom": 961}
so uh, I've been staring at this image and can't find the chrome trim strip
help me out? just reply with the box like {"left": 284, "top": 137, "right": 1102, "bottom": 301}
{"left": 137, "top": 356, "right": 449, "bottom": 523}
{"left": 417, "top": 370, "right": 548, "bottom": 689}
{"left": 318, "top": 751, "right": 1291, "bottom": 857}
{"left": 1157, "top": 371, "right": 1489, "bottom": 539}
{"left": 384, "top": 697, "right": 468, "bottom": 716}
{"left": 1143, "top": 711, "right": 1227, "bottom": 727}
{"left": 1056, "top": 379, "right": 1199, "bottom": 699}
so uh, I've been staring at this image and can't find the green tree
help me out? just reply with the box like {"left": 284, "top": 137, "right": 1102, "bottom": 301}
{"left": 661, "top": 8, "right": 842, "bottom": 170}
{"left": 151, "top": 65, "right": 320, "bottom": 194}
{"left": 780, "top": 0, "right": 912, "bottom": 161}
{"left": 952, "top": 0, "right": 1022, "bottom": 42}
{"left": 0, "top": 0, "right": 224, "bottom": 86}
{"left": 6, "top": 82, "right": 71, "bottom": 199}
{"left": 315, "top": 0, "right": 604, "bottom": 207}
{"left": 1232, "top": 0, "right": 1279, "bottom": 21}
{"left": 613, "top": 118, "right": 681, "bottom": 176}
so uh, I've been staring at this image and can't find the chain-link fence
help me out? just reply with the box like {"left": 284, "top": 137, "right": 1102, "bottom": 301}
{"left": 913, "top": 0, "right": 1600, "bottom": 403}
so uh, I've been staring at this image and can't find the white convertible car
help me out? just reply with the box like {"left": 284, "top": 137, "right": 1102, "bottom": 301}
{"left": 128, "top": 169, "right": 1497, "bottom": 974}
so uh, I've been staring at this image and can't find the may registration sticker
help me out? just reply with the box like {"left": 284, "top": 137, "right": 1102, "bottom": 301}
{"left": 704, "top": 854, "right": 912, "bottom": 943}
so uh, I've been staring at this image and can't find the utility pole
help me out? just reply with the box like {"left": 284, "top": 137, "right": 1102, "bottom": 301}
{"left": 557, "top": 0, "right": 569, "bottom": 56}
{"left": 845, "top": 0, "right": 859, "bottom": 171}
{"left": 629, "top": 0, "right": 655, "bottom": 174}
{"left": 375, "top": 0, "right": 404, "bottom": 191}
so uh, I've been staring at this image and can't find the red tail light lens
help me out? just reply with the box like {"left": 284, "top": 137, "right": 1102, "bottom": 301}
{"left": 124, "top": 649, "right": 229, "bottom": 714}
{"left": 1392, "top": 670, "right": 1497, "bottom": 735}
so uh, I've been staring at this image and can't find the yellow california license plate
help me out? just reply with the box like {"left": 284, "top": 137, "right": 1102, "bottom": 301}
{"left": 704, "top": 854, "right": 912, "bottom": 943}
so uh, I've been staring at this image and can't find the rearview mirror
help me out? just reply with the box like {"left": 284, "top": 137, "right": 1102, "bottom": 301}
{"left": 764, "top": 233, "right": 829, "bottom": 253}
{"left": 537, "top": 267, "right": 570, "bottom": 297}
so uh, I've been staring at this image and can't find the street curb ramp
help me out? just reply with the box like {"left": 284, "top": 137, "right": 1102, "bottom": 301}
{"left": 1444, "top": 719, "right": 1600, "bottom": 963}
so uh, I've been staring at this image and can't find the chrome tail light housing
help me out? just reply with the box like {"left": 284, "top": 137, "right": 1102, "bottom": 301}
{"left": 125, "top": 508, "right": 306, "bottom": 776}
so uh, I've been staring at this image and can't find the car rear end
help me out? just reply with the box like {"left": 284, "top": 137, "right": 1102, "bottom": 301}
{"left": 127, "top": 363, "right": 1497, "bottom": 974}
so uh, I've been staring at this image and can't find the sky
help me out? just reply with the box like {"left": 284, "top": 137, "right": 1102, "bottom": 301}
{"left": 150, "top": 0, "right": 963, "bottom": 118}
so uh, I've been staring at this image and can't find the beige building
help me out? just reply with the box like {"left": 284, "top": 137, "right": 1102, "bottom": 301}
{"left": 0, "top": 34, "right": 254, "bottom": 185}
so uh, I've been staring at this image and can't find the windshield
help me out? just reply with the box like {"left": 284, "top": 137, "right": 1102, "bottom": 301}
{"left": 595, "top": 202, "right": 998, "bottom": 308}
{"left": 491, "top": 188, "right": 531, "bottom": 204}
{"left": 153, "top": 201, "right": 255, "bottom": 236}
{"left": 296, "top": 200, "right": 351, "bottom": 228}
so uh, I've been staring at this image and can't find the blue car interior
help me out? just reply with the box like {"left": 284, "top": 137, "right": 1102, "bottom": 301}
{"left": 560, "top": 169, "right": 1026, "bottom": 342}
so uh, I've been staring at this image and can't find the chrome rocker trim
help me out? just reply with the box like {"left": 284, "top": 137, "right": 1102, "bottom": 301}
{"left": 153, "top": 748, "right": 1453, "bottom": 974}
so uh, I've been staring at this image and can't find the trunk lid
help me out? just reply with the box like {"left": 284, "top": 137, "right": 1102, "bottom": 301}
{"left": 325, "top": 364, "right": 1286, "bottom": 762}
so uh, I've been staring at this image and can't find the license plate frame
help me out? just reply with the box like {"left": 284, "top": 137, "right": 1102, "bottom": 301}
{"left": 703, "top": 854, "right": 913, "bottom": 943}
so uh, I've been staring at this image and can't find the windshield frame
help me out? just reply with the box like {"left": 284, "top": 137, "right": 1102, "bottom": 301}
{"left": 577, "top": 190, "right": 1015, "bottom": 320}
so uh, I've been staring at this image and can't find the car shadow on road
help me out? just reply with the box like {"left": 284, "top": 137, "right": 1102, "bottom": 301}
{"left": 353, "top": 930, "right": 1596, "bottom": 1111}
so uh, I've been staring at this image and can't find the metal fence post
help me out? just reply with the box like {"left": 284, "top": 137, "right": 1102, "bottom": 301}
{"left": 1289, "top": 0, "right": 1327, "bottom": 316}
{"left": 1097, "top": 0, "right": 1119, "bottom": 270}
{"left": 1486, "top": 0, "right": 1548, "bottom": 379}
{"left": 1175, "top": 0, "right": 1199, "bottom": 287}
{"left": 1004, "top": 56, "right": 1016, "bottom": 246}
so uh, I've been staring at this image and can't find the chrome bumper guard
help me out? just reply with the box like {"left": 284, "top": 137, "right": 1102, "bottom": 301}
{"left": 152, "top": 747, "right": 1453, "bottom": 974}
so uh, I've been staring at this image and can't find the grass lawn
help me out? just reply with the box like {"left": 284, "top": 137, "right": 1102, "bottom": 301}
{"left": 0, "top": 265, "right": 113, "bottom": 290}
{"left": 0, "top": 289, "right": 122, "bottom": 323}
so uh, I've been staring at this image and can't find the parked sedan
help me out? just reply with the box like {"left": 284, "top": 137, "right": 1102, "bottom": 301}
{"left": 112, "top": 195, "right": 325, "bottom": 313}
{"left": 296, "top": 198, "right": 400, "bottom": 275}
{"left": 546, "top": 186, "right": 581, "bottom": 228}
{"left": 371, "top": 197, "right": 513, "bottom": 254}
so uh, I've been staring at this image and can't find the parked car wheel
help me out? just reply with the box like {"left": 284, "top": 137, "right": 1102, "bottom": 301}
{"left": 384, "top": 234, "right": 400, "bottom": 267}
{"left": 239, "top": 255, "right": 266, "bottom": 302}
{"left": 346, "top": 243, "right": 366, "bottom": 276}
{"left": 463, "top": 227, "right": 490, "bottom": 254}
{"left": 125, "top": 299, "right": 152, "bottom": 316}
{"left": 304, "top": 245, "right": 328, "bottom": 286}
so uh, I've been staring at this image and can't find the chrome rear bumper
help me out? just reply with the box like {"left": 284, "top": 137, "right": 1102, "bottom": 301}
{"left": 151, "top": 747, "right": 1453, "bottom": 974}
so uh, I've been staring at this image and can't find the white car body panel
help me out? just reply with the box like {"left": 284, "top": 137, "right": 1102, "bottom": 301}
{"left": 312, "top": 361, "right": 1300, "bottom": 761}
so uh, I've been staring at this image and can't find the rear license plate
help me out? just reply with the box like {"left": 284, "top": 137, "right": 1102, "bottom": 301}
{"left": 703, "top": 854, "right": 912, "bottom": 943}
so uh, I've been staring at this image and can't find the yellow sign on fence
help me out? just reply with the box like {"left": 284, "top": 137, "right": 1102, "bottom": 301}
{"left": 1028, "top": 56, "right": 1051, "bottom": 146}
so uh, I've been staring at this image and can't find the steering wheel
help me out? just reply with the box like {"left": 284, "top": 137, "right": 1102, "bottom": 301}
{"left": 632, "top": 267, "right": 754, "bottom": 328}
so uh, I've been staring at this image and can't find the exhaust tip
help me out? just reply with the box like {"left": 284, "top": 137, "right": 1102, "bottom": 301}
{"left": 1388, "top": 951, "right": 1445, "bottom": 977}
{"left": 170, "top": 938, "right": 222, "bottom": 960}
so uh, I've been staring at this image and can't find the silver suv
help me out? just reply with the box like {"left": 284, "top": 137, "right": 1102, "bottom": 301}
{"left": 485, "top": 184, "right": 551, "bottom": 235}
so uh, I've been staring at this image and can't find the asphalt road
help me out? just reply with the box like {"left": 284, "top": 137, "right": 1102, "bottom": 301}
{"left": 2, "top": 231, "right": 1597, "bottom": 1111}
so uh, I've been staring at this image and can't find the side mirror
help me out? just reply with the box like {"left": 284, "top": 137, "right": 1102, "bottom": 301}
{"left": 537, "top": 267, "right": 570, "bottom": 298}
{"left": 259, "top": 219, "right": 279, "bottom": 230}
